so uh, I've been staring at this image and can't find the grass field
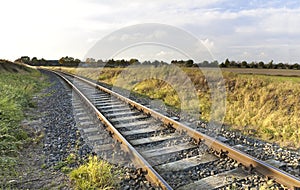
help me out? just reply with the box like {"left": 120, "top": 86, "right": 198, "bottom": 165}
{"left": 0, "top": 61, "right": 47, "bottom": 178}
{"left": 222, "top": 68, "right": 300, "bottom": 77}
{"left": 48, "top": 66, "right": 300, "bottom": 148}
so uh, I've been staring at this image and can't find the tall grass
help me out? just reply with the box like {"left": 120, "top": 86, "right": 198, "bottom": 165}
{"left": 51, "top": 66, "right": 300, "bottom": 148}
{"left": 0, "top": 67, "right": 46, "bottom": 178}
{"left": 224, "top": 74, "right": 300, "bottom": 147}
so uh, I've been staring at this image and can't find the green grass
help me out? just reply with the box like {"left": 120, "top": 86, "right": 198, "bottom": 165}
{"left": 69, "top": 156, "right": 119, "bottom": 190}
{"left": 0, "top": 64, "right": 47, "bottom": 178}
{"left": 49, "top": 66, "right": 300, "bottom": 148}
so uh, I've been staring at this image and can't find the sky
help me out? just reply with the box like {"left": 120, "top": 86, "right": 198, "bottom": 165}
{"left": 0, "top": 0, "right": 299, "bottom": 63}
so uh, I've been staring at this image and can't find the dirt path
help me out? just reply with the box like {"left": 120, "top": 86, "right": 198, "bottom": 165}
{"left": 1, "top": 73, "right": 73, "bottom": 189}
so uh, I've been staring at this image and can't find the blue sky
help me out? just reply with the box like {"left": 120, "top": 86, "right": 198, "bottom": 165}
{"left": 0, "top": 0, "right": 299, "bottom": 63}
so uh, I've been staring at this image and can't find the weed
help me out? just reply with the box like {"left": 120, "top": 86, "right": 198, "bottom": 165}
{"left": 61, "top": 166, "right": 72, "bottom": 174}
{"left": 66, "top": 153, "right": 77, "bottom": 164}
{"left": 54, "top": 161, "right": 67, "bottom": 170}
{"left": 69, "top": 156, "right": 119, "bottom": 190}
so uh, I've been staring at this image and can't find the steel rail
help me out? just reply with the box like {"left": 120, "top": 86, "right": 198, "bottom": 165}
{"left": 51, "top": 70, "right": 173, "bottom": 190}
{"left": 52, "top": 70, "right": 300, "bottom": 190}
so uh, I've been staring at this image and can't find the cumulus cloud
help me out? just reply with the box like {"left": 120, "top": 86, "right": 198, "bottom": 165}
{"left": 0, "top": 0, "right": 299, "bottom": 63}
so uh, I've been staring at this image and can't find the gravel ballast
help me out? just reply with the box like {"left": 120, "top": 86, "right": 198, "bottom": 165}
{"left": 41, "top": 70, "right": 160, "bottom": 189}
{"left": 4, "top": 70, "right": 161, "bottom": 189}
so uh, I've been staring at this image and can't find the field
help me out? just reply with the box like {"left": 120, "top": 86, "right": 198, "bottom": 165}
{"left": 222, "top": 68, "right": 300, "bottom": 77}
{"left": 47, "top": 66, "right": 300, "bottom": 148}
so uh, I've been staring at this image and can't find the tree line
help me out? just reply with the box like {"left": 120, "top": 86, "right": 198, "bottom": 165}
{"left": 15, "top": 56, "right": 81, "bottom": 67}
{"left": 219, "top": 59, "right": 300, "bottom": 69}
{"left": 15, "top": 56, "right": 300, "bottom": 70}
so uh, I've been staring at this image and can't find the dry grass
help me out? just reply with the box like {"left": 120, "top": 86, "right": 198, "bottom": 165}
{"left": 48, "top": 66, "right": 300, "bottom": 148}
{"left": 222, "top": 68, "right": 300, "bottom": 77}
{"left": 224, "top": 74, "right": 300, "bottom": 146}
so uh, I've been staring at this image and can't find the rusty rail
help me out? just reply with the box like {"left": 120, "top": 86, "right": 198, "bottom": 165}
{"left": 52, "top": 70, "right": 173, "bottom": 190}
{"left": 51, "top": 70, "right": 300, "bottom": 190}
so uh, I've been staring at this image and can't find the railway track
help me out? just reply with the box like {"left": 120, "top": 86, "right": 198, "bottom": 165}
{"left": 49, "top": 70, "right": 300, "bottom": 190}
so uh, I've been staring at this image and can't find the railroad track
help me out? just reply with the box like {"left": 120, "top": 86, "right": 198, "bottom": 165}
{"left": 49, "top": 70, "right": 300, "bottom": 190}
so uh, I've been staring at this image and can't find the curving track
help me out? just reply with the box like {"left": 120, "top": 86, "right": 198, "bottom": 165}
{"left": 49, "top": 69, "right": 300, "bottom": 190}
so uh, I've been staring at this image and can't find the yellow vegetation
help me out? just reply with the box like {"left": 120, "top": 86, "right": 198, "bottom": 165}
{"left": 69, "top": 156, "right": 119, "bottom": 190}
{"left": 49, "top": 66, "right": 300, "bottom": 148}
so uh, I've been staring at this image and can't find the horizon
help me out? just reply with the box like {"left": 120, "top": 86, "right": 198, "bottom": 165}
{"left": 12, "top": 56, "right": 300, "bottom": 65}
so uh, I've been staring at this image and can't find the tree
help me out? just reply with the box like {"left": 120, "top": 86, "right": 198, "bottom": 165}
{"left": 86, "top": 58, "right": 95, "bottom": 63}
{"left": 200, "top": 60, "right": 209, "bottom": 67}
{"left": 59, "top": 56, "right": 80, "bottom": 66}
{"left": 210, "top": 60, "right": 219, "bottom": 67}
{"left": 142, "top": 60, "right": 151, "bottom": 65}
{"left": 21, "top": 56, "right": 30, "bottom": 64}
{"left": 107, "top": 59, "right": 115, "bottom": 65}
{"left": 171, "top": 60, "right": 185, "bottom": 65}
{"left": 152, "top": 60, "right": 160, "bottom": 67}
{"left": 266, "top": 60, "right": 273, "bottom": 69}
{"left": 258, "top": 61, "right": 265, "bottom": 68}
{"left": 74, "top": 59, "right": 81, "bottom": 64}
{"left": 241, "top": 61, "right": 248, "bottom": 68}
{"left": 230, "top": 60, "right": 237, "bottom": 67}
{"left": 31, "top": 57, "right": 39, "bottom": 65}
{"left": 284, "top": 63, "right": 289, "bottom": 69}
{"left": 293, "top": 63, "right": 300, "bottom": 70}
{"left": 185, "top": 59, "right": 194, "bottom": 67}
{"left": 249, "top": 62, "right": 257, "bottom": 68}
{"left": 129, "top": 58, "right": 139, "bottom": 64}
{"left": 40, "top": 58, "right": 47, "bottom": 65}
{"left": 58, "top": 57, "right": 65, "bottom": 64}
{"left": 219, "top": 62, "right": 226, "bottom": 68}
{"left": 224, "top": 58, "right": 230, "bottom": 68}
{"left": 277, "top": 62, "right": 285, "bottom": 69}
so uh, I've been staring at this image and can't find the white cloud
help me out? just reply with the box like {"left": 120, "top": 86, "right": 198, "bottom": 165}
{"left": 0, "top": 0, "right": 299, "bottom": 63}
{"left": 201, "top": 39, "right": 215, "bottom": 50}
{"left": 145, "top": 30, "right": 167, "bottom": 40}
{"left": 156, "top": 51, "right": 167, "bottom": 56}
